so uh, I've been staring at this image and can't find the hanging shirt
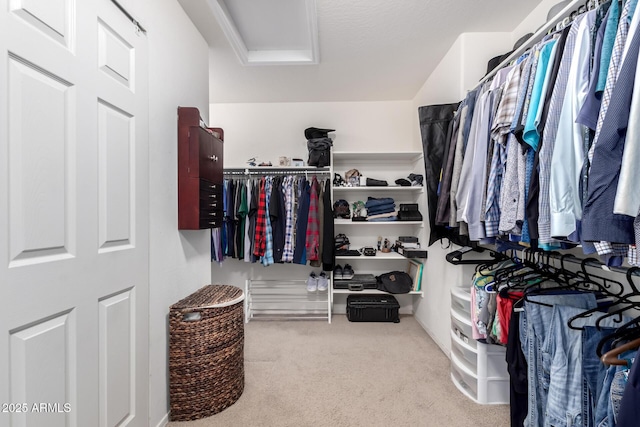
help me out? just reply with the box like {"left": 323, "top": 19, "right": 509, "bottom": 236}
{"left": 499, "top": 51, "right": 535, "bottom": 236}
{"left": 262, "top": 177, "right": 275, "bottom": 266}
{"left": 293, "top": 178, "right": 310, "bottom": 265}
{"left": 321, "top": 178, "right": 335, "bottom": 271}
{"left": 523, "top": 39, "right": 558, "bottom": 151}
{"left": 597, "top": 0, "right": 621, "bottom": 94}
{"left": 436, "top": 108, "right": 461, "bottom": 226}
{"left": 244, "top": 179, "right": 253, "bottom": 262}
{"left": 456, "top": 85, "right": 490, "bottom": 229}
{"left": 253, "top": 177, "right": 267, "bottom": 257}
{"left": 538, "top": 23, "right": 578, "bottom": 249}
{"left": 486, "top": 59, "right": 527, "bottom": 238}
{"left": 521, "top": 39, "right": 558, "bottom": 244}
{"left": 592, "top": 0, "right": 634, "bottom": 155}
{"left": 306, "top": 177, "right": 320, "bottom": 262}
{"left": 237, "top": 180, "right": 247, "bottom": 260}
{"left": 282, "top": 176, "right": 295, "bottom": 262}
{"left": 577, "top": 5, "right": 611, "bottom": 130}
{"left": 269, "top": 176, "right": 285, "bottom": 263}
{"left": 549, "top": 11, "right": 595, "bottom": 239}
{"left": 449, "top": 89, "right": 478, "bottom": 229}
{"left": 582, "top": 24, "right": 640, "bottom": 245}
{"left": 615, "top": 5, "right": 640, "bottom": 216}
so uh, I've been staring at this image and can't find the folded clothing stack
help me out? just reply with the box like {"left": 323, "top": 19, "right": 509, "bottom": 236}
{"left": 365, "top": 197, "right": 396, "bottom": 221}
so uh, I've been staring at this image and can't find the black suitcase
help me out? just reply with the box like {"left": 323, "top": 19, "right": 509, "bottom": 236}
{"left": 346, "top": 294, "right": 400, "bottom": 323}
{"left": 333, "top": 274, "right": 378, "bottom": 290}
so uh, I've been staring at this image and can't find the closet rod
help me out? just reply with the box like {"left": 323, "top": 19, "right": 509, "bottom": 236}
{"left": 474, "top": 0, "right": 583, "bottom": 90}
{"left": 488, "top": 239, "right": 640, "bottom": 277}
{"left": 224, "top": 168, "right": 331, "bottom": 176}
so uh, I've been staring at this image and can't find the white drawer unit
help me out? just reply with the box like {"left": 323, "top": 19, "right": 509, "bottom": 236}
{"left": 450, "top": 306, "right": 476, "bottom": 350}
{"left": 450, "top": 285, "right": 472, "bottom": 315}
{"left": 449, "top": 286, "right": 509, "bottom": 405}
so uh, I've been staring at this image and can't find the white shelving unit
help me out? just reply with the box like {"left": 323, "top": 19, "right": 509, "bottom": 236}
{"left": 333, "top": 186, "right": 424, "bottom": 193}
{"left": 330, "top": 151, "right": 427, "bottom": 316}
{"left": 334, "top": 219, "right": 424, "bottom": 226}
{"left": 449, "top": 286, "right": 509, "bottom": 405}
{"left": 223, "top": 151, "right": 427, "bottom": 322}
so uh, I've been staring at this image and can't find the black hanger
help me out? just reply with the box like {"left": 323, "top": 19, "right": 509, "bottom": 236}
{"left": 573, "top": 257, "right": 626, "bottom": 296}
{"left": 594, "top": 267, "right": 640, "bottom": 329}
{"left": 596, "top": 314, "right": 640, "bottom": 358}
{"left": 445, "top": 246, "right": 507, "bottom": 265}
{"left": 566, "top": 260, "right": 629, "bottom": 330}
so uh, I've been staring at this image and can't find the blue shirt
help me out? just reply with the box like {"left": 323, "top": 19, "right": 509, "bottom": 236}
{"left": 582, "top": 22, "right": 640, "bottom": 244}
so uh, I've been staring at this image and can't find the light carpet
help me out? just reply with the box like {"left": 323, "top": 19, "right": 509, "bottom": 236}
{"left": 167, "top": 315, "right": 510, "bottom": 427}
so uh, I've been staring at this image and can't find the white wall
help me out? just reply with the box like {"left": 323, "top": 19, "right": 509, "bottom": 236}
{"left": 140, "top": 1, "right": 211, "bottom": 426}
{"left": 410, "top": 1, "right": 564, "bottom": 356}
{"left": 512, "top": 0, "right": 563, "bottom": 39}
{"left": 211, "top": 101, "right": 416, "bottom": 167}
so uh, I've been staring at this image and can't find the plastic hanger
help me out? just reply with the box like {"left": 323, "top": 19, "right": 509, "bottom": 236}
{"left": 566, "top": 265, "right": 636, "bottom": 331}
{"left": 573, "top": 256, "right": 626, "bottom": 296}
{"left": 592, "top": 267, "right": 640, "bottom": 329}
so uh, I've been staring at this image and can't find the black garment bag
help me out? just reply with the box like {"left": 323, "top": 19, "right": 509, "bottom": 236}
{"left": 418, "top": 102, "right": 471, "bottom": 247}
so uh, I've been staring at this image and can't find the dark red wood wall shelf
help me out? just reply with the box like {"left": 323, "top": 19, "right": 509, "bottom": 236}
{"left": 178, "top": 107, "right": 224, "bottom": 230}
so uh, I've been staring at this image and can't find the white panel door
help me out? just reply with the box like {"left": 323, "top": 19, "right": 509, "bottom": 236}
{"left": 0, "top": 0, "right": 149, "bottom": 426}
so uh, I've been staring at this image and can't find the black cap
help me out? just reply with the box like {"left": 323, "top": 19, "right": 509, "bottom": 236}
{"left": 305, "top": 127, "right": 335, "bottom": 140}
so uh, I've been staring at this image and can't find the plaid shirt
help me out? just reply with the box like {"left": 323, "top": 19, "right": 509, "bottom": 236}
{"left": 253, "top": 177, "right": 267, "bottom": 257}
{"left": 282, "top": 176, "right": 295, "bottom": 262}
{"left": 499, "top": 53, "right": 533, "bottom": 235}
{"left": 262, "top": 177, "right": 274, "bottom": 266}
{"left": 305, "top": 177, "right": 320, "bottom": 261}
{"left": 485, "top": 135, "right": 507, "bottom": 237}
{"left": 485, "top": 61, "right": 526, "bottom": 237}
{"left": 491, "top": 59, "right": 526, "bottom": 145}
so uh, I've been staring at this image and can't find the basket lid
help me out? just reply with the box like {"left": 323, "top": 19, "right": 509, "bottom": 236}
{"left": 171, "top": 284, "right": 244, "bottom": 310}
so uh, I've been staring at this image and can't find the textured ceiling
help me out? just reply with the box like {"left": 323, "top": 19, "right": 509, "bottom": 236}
{"left": 180, "top": 0, "right": 546, "bottom": 103}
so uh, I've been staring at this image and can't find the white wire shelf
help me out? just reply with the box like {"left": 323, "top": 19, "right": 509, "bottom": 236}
{"left": 334, "top": 219, "right": 423, "bottom": 226}
{"left": 332, "top": 151, "right": 423, "bottom": 162}
{"left": 331, "top": 289, "right": 424, "bottom": 297}
{"left": 335, "top": 250, "right": 406, "bottom": 260}
{"left": 332, "top": 186, "right": 423, "bottom": 192}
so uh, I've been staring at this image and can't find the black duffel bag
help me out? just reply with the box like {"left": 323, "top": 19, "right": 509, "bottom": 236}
{"left": 376, "top": 271, "right": 413, "bottom": 294}
{"left": 307, "top": 138, "right": 333, "bottom": 167}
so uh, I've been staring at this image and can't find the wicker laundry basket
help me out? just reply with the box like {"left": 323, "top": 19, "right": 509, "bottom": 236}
{"left": 169, "top": 284, "right": 245, "bottom": 421}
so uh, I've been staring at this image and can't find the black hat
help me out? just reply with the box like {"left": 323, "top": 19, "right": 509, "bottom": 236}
{"left": 485, "top": 32, "right": 533, "bottom": 75}
{"left": 305, "top": 127, "right": 335, "bottom": 140}
{"left": 395, "top": 178, "right": 411, "bottom": 187}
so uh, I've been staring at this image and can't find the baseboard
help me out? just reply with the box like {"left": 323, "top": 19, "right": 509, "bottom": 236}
{"left": 155, "top": 413, "right": 169, "bottom": 427}
{"left": 414, "top": 315, "right": 450, "bottom": 359}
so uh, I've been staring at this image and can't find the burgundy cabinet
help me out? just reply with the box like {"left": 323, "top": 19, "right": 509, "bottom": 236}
{"left": 178, "top": 107, "right": 224, "bottom": 229}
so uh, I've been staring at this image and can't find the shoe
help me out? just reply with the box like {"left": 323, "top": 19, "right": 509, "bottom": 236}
{"left": 342, "top": 264, "right": 355, "bottom": 280}
{"left": 317, "top": 272, "right": 329, "bottom": 292}
{"left": 307, "top": 272, "right": 318, "bottom": 292}
{"left": 333, "top": 264, "right": 343, "bottom": 280}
